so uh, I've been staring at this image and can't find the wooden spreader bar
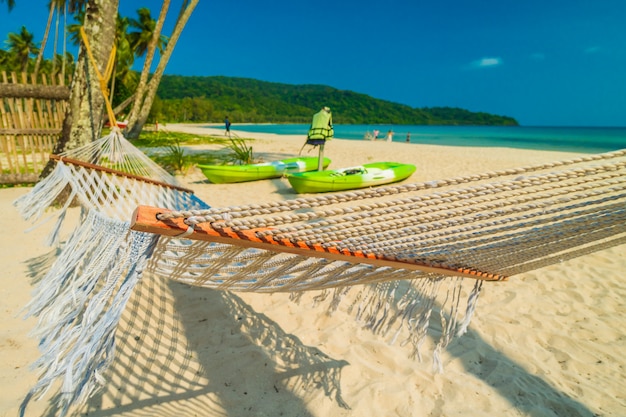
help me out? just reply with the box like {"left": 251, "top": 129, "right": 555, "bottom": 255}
{"left": 131, "top": 205, "right": 508, "bottom": 281}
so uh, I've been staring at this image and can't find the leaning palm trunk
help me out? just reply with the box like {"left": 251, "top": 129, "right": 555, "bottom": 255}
{"left": 124, "top": 0, "right": 170, "bottom": 137}
{"left": 33, "top": 1, "right": 54, "bottom": 77}
{"left": 52, "top": 4, "right": 60, "bottom": 74}
{"left": 61, "top": 3, "right": 67, "bottom": 79}
{"left": 125, "top": 0, "right": 198, "bottom": 139}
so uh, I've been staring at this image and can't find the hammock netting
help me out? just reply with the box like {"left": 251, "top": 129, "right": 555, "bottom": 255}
{"left": 13, "top": 130, "right": 626, "bottom": 416}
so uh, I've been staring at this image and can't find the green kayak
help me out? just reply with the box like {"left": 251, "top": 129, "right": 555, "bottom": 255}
{"left": 287, "top": 162, "right": 416, "bottom": 193}
{"left": 198, "top": 156, "right": 331, "bottom": 184}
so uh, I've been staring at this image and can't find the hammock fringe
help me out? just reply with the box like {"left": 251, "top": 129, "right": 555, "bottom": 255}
{"left": 20, "top": 212, "right": 158, "bottom": 417}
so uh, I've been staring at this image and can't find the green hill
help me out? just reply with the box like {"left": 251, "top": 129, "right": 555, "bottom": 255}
{"left": 152, "top": 75, "right": 518, "bottom": 126}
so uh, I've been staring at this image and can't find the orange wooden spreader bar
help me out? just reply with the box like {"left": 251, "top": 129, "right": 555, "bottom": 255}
{"left": 130, "top": 205, "right": 508, "bottom": 281}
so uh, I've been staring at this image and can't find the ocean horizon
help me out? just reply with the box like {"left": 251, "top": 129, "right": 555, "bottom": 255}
{"left": 219, "top": 124, "right": 626, "bottom": 154}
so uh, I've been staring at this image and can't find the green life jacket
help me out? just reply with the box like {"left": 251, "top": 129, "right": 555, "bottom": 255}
{"left": 307, "top": 110, "right": 334, "bottom": 140}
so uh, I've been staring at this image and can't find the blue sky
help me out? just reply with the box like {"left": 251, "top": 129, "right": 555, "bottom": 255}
{"left": 1, "top": 0, "right": 625, "bottom": 126}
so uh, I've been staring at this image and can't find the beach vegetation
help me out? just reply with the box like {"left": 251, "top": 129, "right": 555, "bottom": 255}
{"left": 130, "top": 129, "right": 228, "bottom": 147}
{"left": 225, "top": 137, "right": 256, "bottom": 165}
{"left": 144, "top": 143, "right": 217, "bottom": 175}
{"left": 131, "top": 129, "right": 257, "bottom": 173}
{"left": 158, "top": 139, "right": 190, "bottom": 174}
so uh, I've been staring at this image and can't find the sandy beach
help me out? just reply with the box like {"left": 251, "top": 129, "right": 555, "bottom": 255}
{"left": 2, "top": 123, "right": 625, "bottom": 417}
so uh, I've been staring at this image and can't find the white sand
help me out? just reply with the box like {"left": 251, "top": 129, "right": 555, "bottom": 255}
{"left": 1, "top": 123, "right": 625, "bottom": 416}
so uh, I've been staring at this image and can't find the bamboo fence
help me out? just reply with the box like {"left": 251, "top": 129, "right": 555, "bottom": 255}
{"left": 0, "top": 71, "right": 69, "bottom": 184}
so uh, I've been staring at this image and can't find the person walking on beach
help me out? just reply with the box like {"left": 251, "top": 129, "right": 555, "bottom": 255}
{"left": 304, "top": 106, "right": 334, "bottom": 170}
{"left": 386, "top": 129, "right": 394, "bottom": 142}
{"left": 373, "top": 129, "right": 379, "bottom": 140}
{"left": 406, "top": 132, "right": 411, "bottom": 142}
{"left": 224, "top": 116, "right": 231, "bottom": 137}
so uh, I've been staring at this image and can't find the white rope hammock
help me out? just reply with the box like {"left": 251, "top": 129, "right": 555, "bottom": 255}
{"left": 133, "top": 148, "right": 626, "bottom": 285}
{"left": 14, "top": 131, "right": 626, "bottom": 416}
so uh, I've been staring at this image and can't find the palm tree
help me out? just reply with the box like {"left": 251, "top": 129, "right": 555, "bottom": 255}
{"left": 48, "top": 0, "right": 118, "bottom": 157}
{"left": 110, "top": 14, "right": 137, "bottom": 108}
{"left": 0, "top": 49, "right": 10, "bottom": 70}
{"left": 5, "top": 26, "right": 39, "bottom": 72}
{"left": 60, "top": 1, "right": 68, "bottom": 77}
{"left": 67, "top": 0, "right": 87, "bottom": 13}
{"left": 106, "top": 7, "right": 168, "bottom": 121}
{"left": 1, "top": 0, "right": 15, "bottom": 11}
{"left": 34, "top": 0, "right": 63, "bottom": 76}
{"left": 51, "top": 0, "right": 63, "bottom": 75}
{"left": 66, "top": 9, "right": 85, "bottom": 47}
{"left": 56, "top": 1, "right": 84, "bottom": 79}
{"left": 125, "top": 0, "right": 198, "bottom": 138}
{"left": 33, "top": 0, "right": 79, "bottom": 78}
{"left": 123, "top": 2, "right": 170, "bottom": 137}
{"left": 128, "top": 7, "right": 168, "bottom": 57}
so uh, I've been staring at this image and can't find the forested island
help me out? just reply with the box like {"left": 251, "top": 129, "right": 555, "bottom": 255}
{"left": 151, "top": 75, "right": 518, "bottom": 126}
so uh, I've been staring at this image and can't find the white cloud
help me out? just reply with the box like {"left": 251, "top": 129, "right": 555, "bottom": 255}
{"left": 471, "top": 57, "right": 503, "bottom": 68}
{"left": 584, "top": 46, "right": 600, "bottom": 54}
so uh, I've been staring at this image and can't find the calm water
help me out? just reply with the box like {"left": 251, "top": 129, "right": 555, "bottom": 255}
{"left": 226, "top": 124, "right": 626, "bottom": 154}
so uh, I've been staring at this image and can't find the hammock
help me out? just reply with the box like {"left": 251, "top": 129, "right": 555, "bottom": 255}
{"left": 14, "top": 132, "right": 626, "bottom": 416}
{"left": 133, "top": 148, "right": 626, "bottom": 286}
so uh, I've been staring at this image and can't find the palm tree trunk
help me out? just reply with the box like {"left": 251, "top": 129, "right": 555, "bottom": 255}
{"left": 40, "top": 0, "right": 119, "bottom": 179}
{"left": 34, "top": 1, "right": 55, "bottom": 77}
{"left": 52, "top": 4, "right": 60, "bottom": 74}
{"left": 124, "top": 0, "right": 170, "bottom": 137}
{"left": 113, "top": 93, "right": 135, "bottom": 116}
{"left": 125, "top": 0, "right": 198, "bottom": 139}
{"left": 61, "top": 3, "right": 67, "bottom": 79}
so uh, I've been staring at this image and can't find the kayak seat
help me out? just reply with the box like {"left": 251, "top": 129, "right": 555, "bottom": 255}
{"left": 330, "top": 167, "right": 366, "bottom": 177}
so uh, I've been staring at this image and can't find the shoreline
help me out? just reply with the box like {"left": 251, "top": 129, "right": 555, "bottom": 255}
{"left": 1, "top": 126, "right": 625, "bottom": 416}
{"left": 159, "top": 122, "right": 626, "bottom": 154}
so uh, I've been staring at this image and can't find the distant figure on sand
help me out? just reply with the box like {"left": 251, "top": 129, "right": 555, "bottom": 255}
{"left": 373, "top": 129, "right": 379, "bottom": 140}
{"left": 406, "top": 132, "right": 411, "bottom": 142}
{"left": 386, "top": 129, "right": 394, "bottom": 142}
{"left": 224, "top": 116, "right": 231, "bottom": 137}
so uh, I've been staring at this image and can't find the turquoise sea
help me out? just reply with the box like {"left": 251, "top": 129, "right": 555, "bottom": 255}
{"left": 227, "top": 124, "right": 626, "bottom": 154}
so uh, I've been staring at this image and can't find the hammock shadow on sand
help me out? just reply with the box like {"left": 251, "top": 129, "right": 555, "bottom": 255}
{"left": 24, "top": 251, "right": 599, "bottom": 417}
{"left": 24, "top": 257, "right": 348, "bottom": 417}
